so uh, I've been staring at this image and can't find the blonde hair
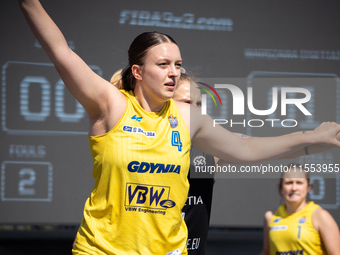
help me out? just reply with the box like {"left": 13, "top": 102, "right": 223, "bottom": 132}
{"left": 110, "top": 69, "right": 123, "bottom": 89}
{"left": 177, "top": 68, "right": 195, "bottom": 87}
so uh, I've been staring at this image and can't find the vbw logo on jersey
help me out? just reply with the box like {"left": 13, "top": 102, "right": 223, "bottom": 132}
{"left": 299, "top": 217, "right": 306, "bottom": 224}
{"left": 131, "top": 115, "right": 142, "bottom": 122}
{"left": 168, "top": 114, "right": 178, "bottom": 128}
{"left": 160, "top": 200, "right": 176, "bottom": 208}
{"left": 276, "top": 250, "right": 303, "bottom": 255}
{"left": 123, "top": 125, "right": 156, "bottom": 138}
{"left": 128, "top": 161, "right": 181, "bottom": 174}
{"left": 125, "top": 183, "right": 176, "bottom": 214}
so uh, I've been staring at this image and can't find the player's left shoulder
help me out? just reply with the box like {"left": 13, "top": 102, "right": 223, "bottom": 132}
{"left": 313, "top": 206, "right": 331, "bottom": 219}
{"left": 312, "top": 207, "right": 335, "bottom": 231}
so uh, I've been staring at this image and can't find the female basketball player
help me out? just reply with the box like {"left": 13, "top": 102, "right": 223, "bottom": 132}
{"left": 18, "top": 1, "right": 340, "bottom": 254}
{"left": 260, "top": 164, "right": 340, "bottom": 255}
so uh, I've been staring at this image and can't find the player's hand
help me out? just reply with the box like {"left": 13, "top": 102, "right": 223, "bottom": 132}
{"left": 313, "top": 122, "right": 340, "bottom": 146}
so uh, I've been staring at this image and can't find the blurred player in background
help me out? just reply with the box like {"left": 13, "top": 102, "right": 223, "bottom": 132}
{"left": 260, "top": 163, "right": 340, "bottom": 255}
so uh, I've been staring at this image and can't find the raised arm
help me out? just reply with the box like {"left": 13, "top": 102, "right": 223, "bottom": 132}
{"left": 18, "top": 0, "right": 126, "bottom": 134}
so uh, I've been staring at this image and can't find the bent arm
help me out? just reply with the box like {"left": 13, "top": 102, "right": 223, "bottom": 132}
{"left": 18, "top": 0, "right": 125, "bottom": 121}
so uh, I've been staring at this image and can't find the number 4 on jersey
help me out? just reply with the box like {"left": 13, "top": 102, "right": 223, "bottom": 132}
{"left": 171, "top": 131, "right": 182, "bottom": 151}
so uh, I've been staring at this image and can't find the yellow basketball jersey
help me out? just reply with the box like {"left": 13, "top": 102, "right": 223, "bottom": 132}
{"left": 269, "top": 201, "right": 325, "bottom": 255}
{"left": 73, "top": 90, "right": 190, "bottom": 255}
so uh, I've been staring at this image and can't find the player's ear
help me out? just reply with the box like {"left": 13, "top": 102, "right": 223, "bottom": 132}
{"left": 132, "top": 65, "right": 142, "bottom": 81}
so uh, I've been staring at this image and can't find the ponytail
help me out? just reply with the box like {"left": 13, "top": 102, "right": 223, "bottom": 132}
{"left": 121, "top": 66, "right": 135, "bottom": 91}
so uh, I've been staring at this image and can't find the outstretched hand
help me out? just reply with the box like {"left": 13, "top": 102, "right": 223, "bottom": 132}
{"left": 313, "top": 122, "right": 340, "bottom": 147}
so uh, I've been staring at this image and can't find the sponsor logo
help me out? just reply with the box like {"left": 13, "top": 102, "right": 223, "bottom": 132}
{"left": 123, "top": 125, "right": 156, "bottom": 138}
{"left": 166, "top": 248, "right": 182, "bottom": 255}
{"left": 127, "top": 161, "right": 181, "bottom": 174}
{"left": 125, "top": 183, "right": 176, "bottom": 214}
{"left": 160, "top": 200, "right": 176, "bottom": 208}
{"left": 123, "top": 126, "right": 132, "bottom": 132}
{"left": 273, "top": 218, "right": 282, "bottom": 223}
{"left": 168, "top": 114, "right": 178, "bottom": 128}
{"left": 131, "top": 115, "right": 142, "bottom": 122}
{"left": 275, "top": 250, "right": 303, "bottom": 255}
{"left": 270, "top": 225, "right": 288, "bottom": 231}
{"left": 193, "top": 156, "right": 206, "bottom": 166}
{"left": 299, "top": 216, "right": 306, "bottom": 224}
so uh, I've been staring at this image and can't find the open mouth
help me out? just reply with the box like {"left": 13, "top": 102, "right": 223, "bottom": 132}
{"left": 164, "top": 82, "right": 175, "bottom": 90}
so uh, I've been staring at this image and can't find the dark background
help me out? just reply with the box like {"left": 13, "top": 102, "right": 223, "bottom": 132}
{"left": 1, "top": 0, "right": 339, "bottom": 254}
